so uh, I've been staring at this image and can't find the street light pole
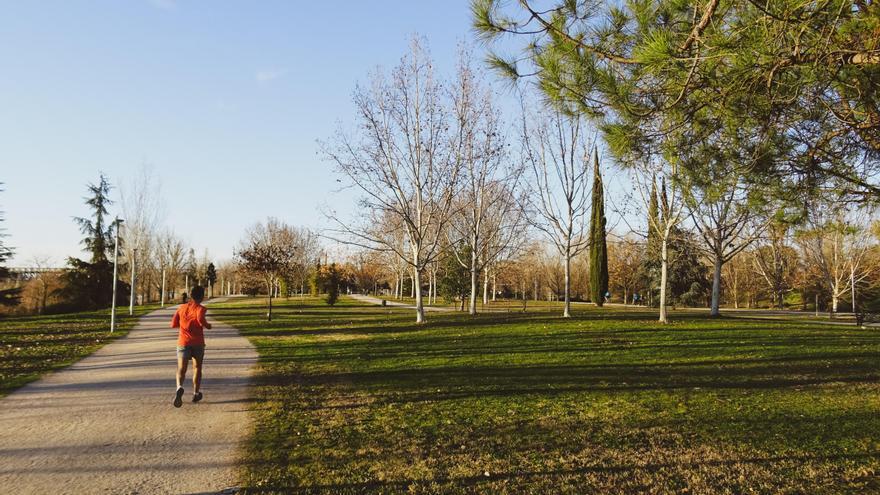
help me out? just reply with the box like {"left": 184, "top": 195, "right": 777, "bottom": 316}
{"left": 129, "top": 247, "right": 137, "bottom": 316}
{"left": 110, "top": 218, "right": 123, "bottom": 332}
{"left": 161, "top": 267, "right": 166, "bottom": 308}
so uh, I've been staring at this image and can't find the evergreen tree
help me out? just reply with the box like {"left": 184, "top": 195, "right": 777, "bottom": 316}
{"left": 206, "top": 262, "right": 217, "bottom": 298}
{"left": 438, "top": 245, "right": 471, "bottom": 310}
{"left": 59, "top": 174, "right": 128, "bottom": 310}
{"left": 0, "top": 183, "right": 21, "bottom": 308}
{"left": 666, "top": 229, "right": 711, "bottom": 307}
{"left": 324, "top": 263, "right": 340, "bottom": 306}
{"left": 309, "top": 261, "right": 323, "bottom": 296}
{"left": 589, "top": 151, "right": 608, "bottom": 306}
{"left": 475, "top": 1, "right": 880, "bottom": 201}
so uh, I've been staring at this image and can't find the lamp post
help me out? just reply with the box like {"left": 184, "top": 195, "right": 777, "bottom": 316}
{"left": 161, "top": 267, "right": 166, "bottom": 308}
{"left": 129, "top": 247, "right": 137, "bottom": 316}
{"left": 110, "top": 218, "right": 123, "bottom": 333}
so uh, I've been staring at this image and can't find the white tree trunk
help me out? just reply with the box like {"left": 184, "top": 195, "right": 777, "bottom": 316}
{"left": 414, "top": 268, "right": 425, "bottom": 323}
{"left": 469, "top": 248, "right": 478, "bottom": 315}
{"left": 710, "top": 254, "right": 722, "bottom": 317}
{"left": 563, "top": 245, "right": 572, "bottom": 318}
{"left": 659, "top": 234, "right": 669, "bottom": 324}
{"left": 732, "top": 270, "right": 739, "bottom": 309}
{"left": 483, "top": 270, "right": 489, "bottom": 305}
{"left": 851, "top": 265, "right": 856, "bottom": 313}
{"left": 266, "top": 281, "right": 273, "bottom": 321}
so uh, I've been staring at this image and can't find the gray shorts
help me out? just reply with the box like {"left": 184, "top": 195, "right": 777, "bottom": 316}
{"left": 176, "top": 345, "right": 205, "bottom": 361}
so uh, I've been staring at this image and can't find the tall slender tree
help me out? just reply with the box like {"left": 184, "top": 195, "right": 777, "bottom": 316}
{"left": 589, "top": 150, "right": 608, "bottom": 306}
{"left": 447, "top": 49, "right": 524, "bottom": 315}
{"left": 60, "top": 175, "right": 127, "bottom": 310}
{"left": 323, "top": 38, "right": 460, "bottom": 323}
{"left": 0, "top": 183, "right": 20, "bottom": 308}
{"left": 520, "top": 104, "right": 593, "bottom": 318}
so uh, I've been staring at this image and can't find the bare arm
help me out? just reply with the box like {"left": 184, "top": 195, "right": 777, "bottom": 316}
{"left": 198, "top": 307, "right": 212, "bottom": 330}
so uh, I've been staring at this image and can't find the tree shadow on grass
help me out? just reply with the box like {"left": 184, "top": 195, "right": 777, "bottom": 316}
{"left": 237, "top": 451, "right": 880, "bottom": 494}
{"left": 252, "top": 358, "right": 879, "bottom": 409}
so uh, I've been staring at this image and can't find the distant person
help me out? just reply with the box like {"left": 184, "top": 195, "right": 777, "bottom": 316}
{"left": 170, "top": 285, "right": 212, "bottom": 407}
{"left": 182, "top": 292, "right": 188, "bottom": 304}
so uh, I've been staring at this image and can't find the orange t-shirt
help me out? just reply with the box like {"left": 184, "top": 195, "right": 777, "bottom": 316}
{"left": 170, "top": 301, "right": 210, "bottom": 346}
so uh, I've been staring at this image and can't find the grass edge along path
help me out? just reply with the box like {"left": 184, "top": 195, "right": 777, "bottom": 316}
{"left": 212, "top": 295, "right": 880, "bottom": 494}
{"left": 0, "top": 303, "right": 161, "bottom": 397}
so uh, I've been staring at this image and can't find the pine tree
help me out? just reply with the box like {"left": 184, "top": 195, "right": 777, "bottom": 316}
{"left": 60, "top": 174, "right": 128, "bottom": 310}
{"left": 74, "top": 175, "right": 113, "bottom": 264}
{"left": 438, "top": 245, "right": 471, "bottom": 311}
{"left": 0, "top": 183, "right": 21, "bottom": 308}
{"left": 589, "top": 151, "right": 608, "bottom": 306}
{"left": 325, "top": 263, "right": 340, "bottom": 306}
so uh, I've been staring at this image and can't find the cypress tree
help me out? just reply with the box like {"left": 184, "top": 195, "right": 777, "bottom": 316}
{"left": 589, "top": 151, "right": 608, "bottom": 306}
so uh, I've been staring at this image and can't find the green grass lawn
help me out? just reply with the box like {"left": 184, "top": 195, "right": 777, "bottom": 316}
{"left": 0, "top": 304, "right": 160, "bottom": 397}
{"left": 211, "top": 296, "right": 880, "bottom": 494}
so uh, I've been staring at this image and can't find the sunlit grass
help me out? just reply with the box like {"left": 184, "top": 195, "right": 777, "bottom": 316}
{"left": 0, "top": 304, "right": 160, "bottom": 396}
{"left": 212, "top": 296, "right": 880, "bottom": 494}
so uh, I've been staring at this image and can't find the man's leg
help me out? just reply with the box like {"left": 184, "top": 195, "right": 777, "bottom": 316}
{"left": 192, "top": 355, "right": 203, "bottom": 393}
{"left": 173, "top": 349, "right": 189, "bottom": 407}
{"left": 176, "top": 355, "right": 189, "bottom": 389}
{"left": 191, "top": 346, "right": 205, "bottom": 402}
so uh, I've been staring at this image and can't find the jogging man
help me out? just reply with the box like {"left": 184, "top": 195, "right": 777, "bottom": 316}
{"left": 170, "top": 285, "right": 211, "bottom": 407}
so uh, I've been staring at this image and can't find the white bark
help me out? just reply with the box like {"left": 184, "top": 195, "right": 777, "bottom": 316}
{"left": 659, "top": 231, "right": 669, "bottom": 324}
{"left": 520, "top": 106, "right": 593, "bottom": 318}
{"left": 482, "top": 267, "right": 489, "bottom": 306}
{"left": 323, "top": 39, "right": 460, "bottom": 323}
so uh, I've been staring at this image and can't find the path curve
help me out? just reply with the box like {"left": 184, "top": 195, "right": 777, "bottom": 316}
{"left": 0, "top": 300, "right": 257, "bottom": 494}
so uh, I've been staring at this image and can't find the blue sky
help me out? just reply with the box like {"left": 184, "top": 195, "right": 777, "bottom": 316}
{"left": 1, "top": 1, "right": 493, "bottom": 265}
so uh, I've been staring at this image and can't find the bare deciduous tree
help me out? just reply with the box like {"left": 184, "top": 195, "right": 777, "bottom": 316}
{"left": 633, "top": 169, "right": 686, "bottom": 323}
{"left": 155, "top": 230, "right": 187, "bottom": 304}
{"left": 236, "top": 218, "right": 299, "bottom": 321}
{"left": 797, "top": 207, "right": 872, "bottom": 315}
{"left": 447, "top": 51, "right": 524, "bottom": 315}
{"left": 752, "top": 221, "right": 798, "bottom": 309}
{"left": 120, "top": 165, "right": 164, "bottom": 304}
{"left": 323, "top": 38, "right": 460, "bottom": 323}
{"left": 685, "top": 176, "right": 763, "bottom": 317}
{"left": 608, "top": 237, "right": 643, "bottom": 305}
{"left": 520, "top": 106, "right": 594, "bottom": 317}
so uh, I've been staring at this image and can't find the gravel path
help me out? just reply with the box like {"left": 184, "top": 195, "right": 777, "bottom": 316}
{"left": 0, "top": 301, "right": 257, "bottom": 495}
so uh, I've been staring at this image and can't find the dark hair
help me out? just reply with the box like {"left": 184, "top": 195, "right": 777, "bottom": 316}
{"left": 190, "top": 285, "right": 205, "bottom": 302}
